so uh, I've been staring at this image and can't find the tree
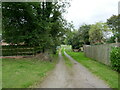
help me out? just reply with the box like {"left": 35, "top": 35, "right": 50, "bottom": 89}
{"left": 78, "top": 24, "right": 91, "bottom": 45}
{"left": 89, "top": 22, "right": 109, "bottom": 44}
{"left": 2, "top": 3, "right": 39, "bottom": 45}
{"left": 66, "top": 30, "right": 83, "bottom": 49}
{"left": 65, "top": 23, "right": 90, "bottom": 49}
{"left": 106, "top": 36, "right": 116, "bottom": 43}
{"left": 107, "top": 14, "right": 120, "bottom": 42}
{"left": 2, "top": 2, "right": 70, "bottom": 54}
{"left": 63, "top": 22, "right": 75, "bottom": 45}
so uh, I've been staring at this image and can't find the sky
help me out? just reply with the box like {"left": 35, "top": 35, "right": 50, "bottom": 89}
{"left": 64, "top": 0, "right": 119, "bottom": 29}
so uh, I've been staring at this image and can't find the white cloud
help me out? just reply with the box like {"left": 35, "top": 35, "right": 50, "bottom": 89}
{"left": 64, "top": 0, "right": 119, "bottom": 29}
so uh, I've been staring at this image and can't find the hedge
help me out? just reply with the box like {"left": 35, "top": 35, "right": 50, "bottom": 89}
{"left": 110, "top": 47, "right": 120, "bottom": 72}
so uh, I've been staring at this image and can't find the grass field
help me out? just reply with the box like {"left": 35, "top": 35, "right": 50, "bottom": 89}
{"left": 2, "top": 55, "right": 58, "bottom": 88}
{"left": 66, "top": 50, "right": 118, "bottom": 88}
{"left": 61, "top": 48, "right": 73, "bottom": 68}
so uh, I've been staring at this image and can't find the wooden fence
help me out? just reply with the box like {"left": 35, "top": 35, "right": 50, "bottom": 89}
{"left": 83, "top": 43, "right": 120, "bottom": 65}
{"left": 1, "top": 45, "right": 42, "bottom": 56}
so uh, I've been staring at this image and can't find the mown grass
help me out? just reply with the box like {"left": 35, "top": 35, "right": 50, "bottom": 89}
{"left": 61, "top": 48, "right": 73, "bottom": 68}
{"left": 0, "top": 58, "right": 2, "bottom": 89}
{"left": 66, "top": 50, "right": 118, "bottom": 88}
{"left": 2, "top": 54, "right": 58, "bottom": 88}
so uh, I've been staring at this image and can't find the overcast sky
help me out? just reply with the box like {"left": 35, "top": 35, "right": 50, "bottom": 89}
{"left": 64, "top": 0, "right": 119, "bottom": 29}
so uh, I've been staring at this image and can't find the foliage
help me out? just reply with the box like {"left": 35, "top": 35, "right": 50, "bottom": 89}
{"left": 65, "top": 22, "right": 111, "bottom": 49}
{"left": 69, "top": 30, "right": 83, "bottom": 49}
{"left": 66, "top": 50, "right": 118, "bottom": 88}
{"left": 106, "top": 36, "right": 115, "bottom": 43}
{"left": 63, "top": 22, "right": 75, "bottom": 45}
{"left": 2, "top": 55, "right": 58, "bottom": 88}
{"left": 65, "top": 24, "right": 91, "bottom": 49}
{"left": 89, "top": 22, "right": 110, "bottom": 44}
{"left": 2, "top": 3, "right": 37, "bottom": 45}
{"left": 2, "top": 2, "right": 70, "bottom": 54}
{"left": 110, "top": 47, "right": 120, "bottom": 72}
{"left": 78, "top": 24, "right": 91, "bottom": 45}
{"left": 107, "top": 14, "right": 120, "bottom": 42}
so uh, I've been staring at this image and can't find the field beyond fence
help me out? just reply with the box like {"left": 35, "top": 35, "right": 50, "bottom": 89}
{"left": 83, "top": 43, "right": 120, "bottom": 65}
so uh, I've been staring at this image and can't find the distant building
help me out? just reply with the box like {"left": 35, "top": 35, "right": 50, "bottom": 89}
{"left": 0, "top": 34, "right": 9, "bottom": 46}
{"left": 1, "top": 42, "right": 9, "bottom": 46}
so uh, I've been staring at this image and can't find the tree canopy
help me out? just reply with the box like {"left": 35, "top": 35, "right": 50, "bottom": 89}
{"left": 64, "top": 22, "right": 112, "bottom": 49}
{"left": 107, "top": 14, "right": 120, "bottom": 42}
{"left": 2, "top": 2, "right": 70, "bottom": 53}
{"left": 78, "top": 24, "right": 90, "bottom": 45}
{"left": 89, "top": 22, "right": 110, "bottom": 44}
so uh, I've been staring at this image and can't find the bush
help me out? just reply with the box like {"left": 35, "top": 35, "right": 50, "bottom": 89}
{"left": 110, "top": 47, "right": 120, "bottom": 72}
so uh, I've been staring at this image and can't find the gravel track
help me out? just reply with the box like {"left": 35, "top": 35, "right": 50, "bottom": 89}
{"left": 38, "top": 51, "right": 109, "bottom": 88}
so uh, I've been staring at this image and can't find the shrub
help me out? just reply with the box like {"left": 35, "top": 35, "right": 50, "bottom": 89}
{"left": 110, "top": 47, "right": 120, "bottom": 72}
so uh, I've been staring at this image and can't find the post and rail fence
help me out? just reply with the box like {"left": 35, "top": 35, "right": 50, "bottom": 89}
{"left": 1, "top": 45, "right": 42, "bottom": 56}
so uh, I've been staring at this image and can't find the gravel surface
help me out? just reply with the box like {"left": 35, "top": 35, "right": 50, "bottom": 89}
{"left": 38, "top": 51, "right": 109, "bottom": 88}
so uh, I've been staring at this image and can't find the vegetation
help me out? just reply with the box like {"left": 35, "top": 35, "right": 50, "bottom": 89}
{"left": 1, "top": 2, "right": 119, "bottom": 89}
{"left": 110, "top": 47, "right": 120, "bottom": 72}
{"left": 0, "top": 30, "right": 1, "bottom": 34}
{"left": 2, "top": 55, "right": 58, "bottom": 88}
{"left": 64, "top": 14, "right": 120, "bottom": 49}
{"left": 78, "top": 24, "right": 90, "bottom": 45}
{"left": 65, "top": 24, "right": 91, "bottom": 49}
{"left": 66, "top": 50, "right": 118, "bottom": 88}
{"left": 64, "top": 22, "right": 111, "bottom": 49}
{"left": 106, "top": 36, "right": 116, "bottom": 43}
{"left": 89, "top": 22, "right": 110, "bottom": 45}
{"left": 2, "top": 2, "right": 70, "bottom": 54}
{"left": 61, "top": 48, "right": 73, "bottom": 68}
{"left": 67, "top": 30, "right": 82, "bottom": 49}
{"left": 0, "top": 58, "right": 1, "bottom": 89}
{"left": 61, "top": 22, "right": 75, "bottom": 45}
{"left": 107, "top": 14, "right": 120, "bottom": 42}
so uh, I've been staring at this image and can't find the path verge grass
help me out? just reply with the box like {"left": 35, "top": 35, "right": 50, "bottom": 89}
{"left": 61, "top": 48, "right": 73, "bottom": 68}
{"left": 0, "top": 44, "right": 1, "bottom": 89}
{"left": 66, "top": 50, "right": 118, "bottom": 88}
{"left": 2, "top": 55, "right": 58, "bottom": 88}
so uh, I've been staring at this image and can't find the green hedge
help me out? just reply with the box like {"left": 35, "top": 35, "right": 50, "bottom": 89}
{"left": 1, "top": 45, "right": 42, "bottom": 56}
{"left": 110, "top": 47, "right": 120, "bottom": 72}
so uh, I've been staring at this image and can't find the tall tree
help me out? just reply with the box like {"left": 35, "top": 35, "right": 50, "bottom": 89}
{"left": 78, "top": 24, "right": 90, "bottom": 45}
{"left": 89, "top": 22, "right": 109, "bottom": 44}
{"left": 107, "top": 14, "right": 120, "bottom": 42}
{"left": 2, "top": 2, "right": 69, "bottom": 54}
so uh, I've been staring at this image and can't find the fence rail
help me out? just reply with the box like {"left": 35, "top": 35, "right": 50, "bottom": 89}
{"left": 1, "top": 45, "right": 42, "bottom": 56}
{"left": 83, "top": 43, "right": 120, "bottom": 65}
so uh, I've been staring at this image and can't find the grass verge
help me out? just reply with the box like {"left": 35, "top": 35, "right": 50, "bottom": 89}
{"left": 66, "top": 50, "right": 118, "bottom": 88}
{"left": 0, "top": 58, "right": 2, "bottom": 89}
{"left": 61, "top": 48, "right": 73, "bottom": 68}
{"left": 2, "top": 54, "right": 58, "bottom": 88}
